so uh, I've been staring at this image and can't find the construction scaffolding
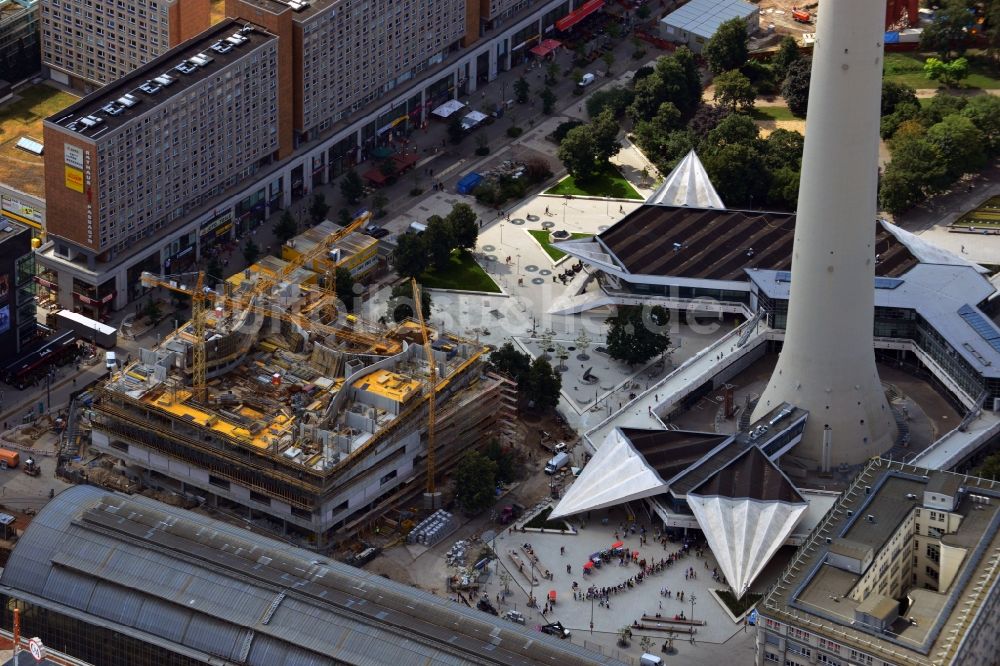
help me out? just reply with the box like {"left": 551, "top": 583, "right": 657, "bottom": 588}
{"left": 90, "top": 240, "right": 505, "bottom": 549}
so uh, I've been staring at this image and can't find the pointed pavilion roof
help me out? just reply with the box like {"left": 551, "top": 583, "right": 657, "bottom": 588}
{"left": 646, "top": 150, "right": 725, "bottom": 209}
{"left": 549, "top": 429, "right": 667, "bottom": 519}
{"left": 686, "top": 448, "right": 807, "bottom": 598}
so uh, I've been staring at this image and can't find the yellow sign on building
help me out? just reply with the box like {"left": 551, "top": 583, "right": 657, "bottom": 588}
{"left": 65, "top": 166, "right": 84, "bottom": 193}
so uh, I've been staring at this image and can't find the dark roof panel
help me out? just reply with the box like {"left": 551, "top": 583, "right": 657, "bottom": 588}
{"left": 598, "top": 206, "right": 918, "bottom": 280}
{"left": 692, "top": 447, "right": 804, "bottom": 503}
{"left": 620, "top": 428, "right": 730, "bottom": 482}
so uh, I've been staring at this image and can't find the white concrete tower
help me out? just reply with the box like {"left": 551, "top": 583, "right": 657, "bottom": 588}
{"left": 753, "top": 0, "right": 896, "bottom": 468}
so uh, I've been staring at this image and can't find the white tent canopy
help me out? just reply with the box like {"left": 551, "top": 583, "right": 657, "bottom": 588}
{"left": 430, "top": 99, "right": 467, "bottom": 119}
{"left": 460, "top": 110, "right": 489, "bottom": 130}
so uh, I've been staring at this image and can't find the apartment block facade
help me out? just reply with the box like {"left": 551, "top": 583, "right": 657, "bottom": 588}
{"left": 41, "top": 18, "right": 281, "bottom": 315}
{"left": 40, "top": 0, "right": 210, "bottom": 92}
{"left": 0, "top": 0, "right": 40, "bottom": 82}
{"left": 35, "top": 0, "right": 583, "bottom": 317}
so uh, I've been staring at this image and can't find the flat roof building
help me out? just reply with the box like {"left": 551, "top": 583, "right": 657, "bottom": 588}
{"left": 33, "top": 0, "right": 600, "bottom": 315}
{"left": 0, "top": 485, "right": 623, "bottom": 666}
{"left": 755, "top": 459, "right": 1000, "bottom": 666}
{"left": 659, "top": 0, "right": 759, "bottom": 53}
{"left": 40, "top": 0, "right": 210, "bottom": 92}
{"left": 41, "top": 19, "right": 282, "bottom": 318}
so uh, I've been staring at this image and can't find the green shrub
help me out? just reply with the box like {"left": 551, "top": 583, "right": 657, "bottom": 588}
{"left": 507, "top": 126, "right": 524, "bottom": 138}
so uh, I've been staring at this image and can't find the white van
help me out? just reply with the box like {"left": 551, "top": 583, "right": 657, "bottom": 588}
{"left": 640, "top": 654, "right": 663, "bottom": 666}
{"left": 544, "top": 451, "right": 570, "bottom": 475}
{"left": 578, "top": 72, "right": 596, "bottom": 87}
{"left": 105, "top": 351, "right": 117, "bottom": 371}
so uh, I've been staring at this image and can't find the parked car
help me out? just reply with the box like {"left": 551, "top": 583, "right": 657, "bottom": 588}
{"left": 503, "top": 609, "right": 526, "bottom": 625}
{"left": 578, "top": 72, "right": 596, "bottom": 87}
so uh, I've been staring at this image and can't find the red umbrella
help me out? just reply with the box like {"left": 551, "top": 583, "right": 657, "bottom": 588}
{"left": 633, "top": 551, "right": 639, "bottom": 558}
{"left": 611, "top": 541, "right": 624, "bottom": 549}
{"left": 548, "top": 590, "right": 557, "bottom": 600}
{"left": 583, "top": 561, "right": 594, "bottom": 569}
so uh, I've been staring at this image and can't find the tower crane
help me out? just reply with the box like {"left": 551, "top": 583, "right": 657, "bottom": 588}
{"left": 411, "top": 278, "right": 439, "bottom": 505}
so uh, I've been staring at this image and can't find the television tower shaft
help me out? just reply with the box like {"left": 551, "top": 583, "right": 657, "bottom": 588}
{"left": 753, "top": 0, "right": 896, "bottom": 469}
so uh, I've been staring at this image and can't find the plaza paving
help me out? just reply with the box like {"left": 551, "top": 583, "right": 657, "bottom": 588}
{"left": 471, "top": 505, "right": 756, "bottom": 664}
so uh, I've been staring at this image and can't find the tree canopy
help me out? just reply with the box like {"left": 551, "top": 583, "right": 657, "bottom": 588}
{"left": 340, "top": 169, "right": 364, "bottom": 204}
{"left": 424, "top": 215, "right": 454, "bottom": 272}
{"left": 704, "top": 17, "right": 750, "bottom": 75}
{"left": 392, "top": 232, "right": 427, "bottom": 279}
{"left": 712, "top": 69, "right": 756, "bottom": 113}
{"left": 489, "top": 342, "right": 532, "bottom": 383}
{"left": 606, "top": 305, "right": 671, "bottom": 365}
{"left": 521, "top": 357, "right": 562, "bottom": 410}
{"left": 386, "top": 282, "right": 431, "bottom": 322}
{"left": 334, "top": 267, "right": 356, "bottom": 312}
{"left": 274, "top": 209, "right": 298, "bottom": 243}
{"left": 453, "top": 450, "right": 498, "bottom": 514}
{"left": 557, "top": 125, "right": 600, "bottom": 180}
{"left": 309, "top": 193, "right": 330, "bottom": 224}
{"left": 919, "top": 0, "right": 974, "bottom": 59}
{"left": 924, "top": 56, "right": 970, "bottom": 87}
{"left": 782, "top": 58, "right": 812, "bottom": 118}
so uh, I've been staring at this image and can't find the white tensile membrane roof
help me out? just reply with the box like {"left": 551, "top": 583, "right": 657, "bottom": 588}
{"left": 646, "top": 150, "right": 725, "bottom": 209}
{"left": 549, "top": 429, "right": 668, "bottom": 519}
{"left": 686, "top": 448, "right": 808, "bottom": 598}
{"left": 553, "top": 430, "right": 807, "bottom": 597}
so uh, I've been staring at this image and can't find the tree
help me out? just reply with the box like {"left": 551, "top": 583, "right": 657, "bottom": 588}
{"left": 628, "top": 70, "right": 669, "bottom": 122}
{"left": 650, "top": 129, "right": 697, "bottom": 175}
{"left": 546, "top": 60, "right": 560, "bottom": 85}
{"left": 424, "top": 215, "right": 454, "bottom": 272}
{"left": 763, "top": 128, "right": 805, "bottom": 171}
{"left": 979, "top": 452, "right": 1000, "bottom": 481}
{"left": 881, "top": 80, "right": 919, "bottom": 117}
{"left": 633, "top": 102, "right": 683, "bottom": 157}
{"left": 274, "top": 209, "right": 298, "bottom": 243}
{"left": 521, "top": 357, "right": 562, "bottom": 410}
{"left": 334, "top": 267, "right": 356, "bottom": 311}
{"left": 704, "top": 112, "right": 762, "bottom": 149}
{"left": 591, "top": 109, "right": 622, "bottom": 163}
{"left": 688, "top": 104, "right": 731, "bottom": 139}
{"left": 602, "top": 51, "right": 615, "bottom": 75}
{"left": 392, "top": 232, "right": 428, "bottom": 279}
{"left": 540, "top": 86, "right": 556, "bottom": 114}
{"left": 919, "top": 92, "right": 968, "bottom": 126}
{"left": 485, "top": 440, "right": 517, "bottom": 484}
{"left": 308, "top": 193, "right": 330, "bottom": 224}
{"left": 514, "top": 76, "right": 530, "bottom": 104}
{"left": 879, "top": 135, "right": 948, "bottom": 214}
{"left": 961, "top": 94, "right": 1000, "bottom": 156}
{"left": 782, "top": 57, "right": 812, "bottom": 118}
{"left": 372, "top": 193, "right": 389, "bottom": 218}
{"left": 489, "top": 342, "right": 532, "bottom": 383}
{"left": 772, "top": 36, "right": 800, "bottom": 80}
{"left": 920, "top": 0, "right": 974, "bottom": 59}
{"left": 340, "top": 169, "right": 365, "bottom": 204}
{"left": 586, "top": 86, "right": 634, "bottom": 119}
{"left": 557, "top": 126, "right": 600, "bottom": 180}
{"left": 713, "top": 69, "right": 756, "bottom": 112}
{"left": 926, "top": 114, "right": 987, "bottom": 180}
{"left": 704, "top": 17, "right": 749, "bottom": 75}
{"left": 448, "top": 115, "right": 465, "bottom": 144}
{"left": 672, "top": 47, "right": 704, "bottom": 116}
{"left": 242, "top": 239, "right": 260, "bottom": 266}
{"left": 703, "top": 142, "right": 770, "bottom": 209}
{"left": 453, "top": 450, "right": 498, "bottom": 514}
{"left": 447, "top": 203, "right": 479, "bottom": 252}
{"left": 337, "top": 207, "right": 352, "bottom": 226}
{"left": 142, "top": 299, "right": 162, "bottom": 325}
{"left": 605, "top": 305, "right": 671, "bottom": 366}
{"left": 387, "top": 282, "right": 431, "bottom": 322}
{"left": 880, "top": 100, "right": 920, "bottom": 140}
{"left": 924, "top": 56, "right": 970, "bottom": 88}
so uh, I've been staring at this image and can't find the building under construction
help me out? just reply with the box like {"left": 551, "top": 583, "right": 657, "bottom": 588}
{"left": 88, "top": 252, "right": 514, "bottom": 550}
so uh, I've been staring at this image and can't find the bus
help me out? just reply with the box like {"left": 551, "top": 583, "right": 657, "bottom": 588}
{"left": 55, "top": 310, "right": 117, "bottom": 348}
{"left": 1, "top": 331, "right": 81, "bottom": 389}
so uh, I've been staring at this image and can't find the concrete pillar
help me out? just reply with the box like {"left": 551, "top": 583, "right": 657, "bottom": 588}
{"left": 468, "top": 56, "right": 478, "bottom": 93}
{"left": 753, "top": 0, "right": 895, "bottom": 467}
{"left": 282, "top": 167, "right": 293, "bottom": 208}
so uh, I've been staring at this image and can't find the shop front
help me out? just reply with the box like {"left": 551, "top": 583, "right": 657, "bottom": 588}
{"left": 236, "top": 189, "right": 267, "bottom": 237}
{"left": 199, "top": 211, "right": 235, "bottom": 253}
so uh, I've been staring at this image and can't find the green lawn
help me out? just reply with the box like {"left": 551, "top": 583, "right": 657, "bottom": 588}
{"left": 953, "top": 196, "right": 1000, "bottom": 228}
{"left": 420, "top": 250, "right": 501, "bottom": 293}
{"left": 545, "top": 164, "right": 643, "bottom": 200}
{"left": 883, "top": 52, "right": 1000, "bottom": 90}
{"left": 528, "top": 230, "right": 593, "bottom": 261}
{"left": 751, "top": 105, "right": 797, "bottom": 121}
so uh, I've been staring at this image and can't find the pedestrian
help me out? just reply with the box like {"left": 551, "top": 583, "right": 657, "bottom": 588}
{"left": 619, "top": 205, "right": 624, "bottom": 214}
{"left": 545, "top": 206, "right": 551, "bottom": 215}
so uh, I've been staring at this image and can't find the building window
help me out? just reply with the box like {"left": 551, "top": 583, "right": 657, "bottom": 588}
{"left": 249, "top": 490, "right": 270, "bottom": 505}
{"left": 764, "top": 653, "right": 779, "bottom": 663}
{"left": 208, "top": 475, "right": 230, "bottom": 490}
{"left": 291, "top": 506, "right": 312, "bottom": 520}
